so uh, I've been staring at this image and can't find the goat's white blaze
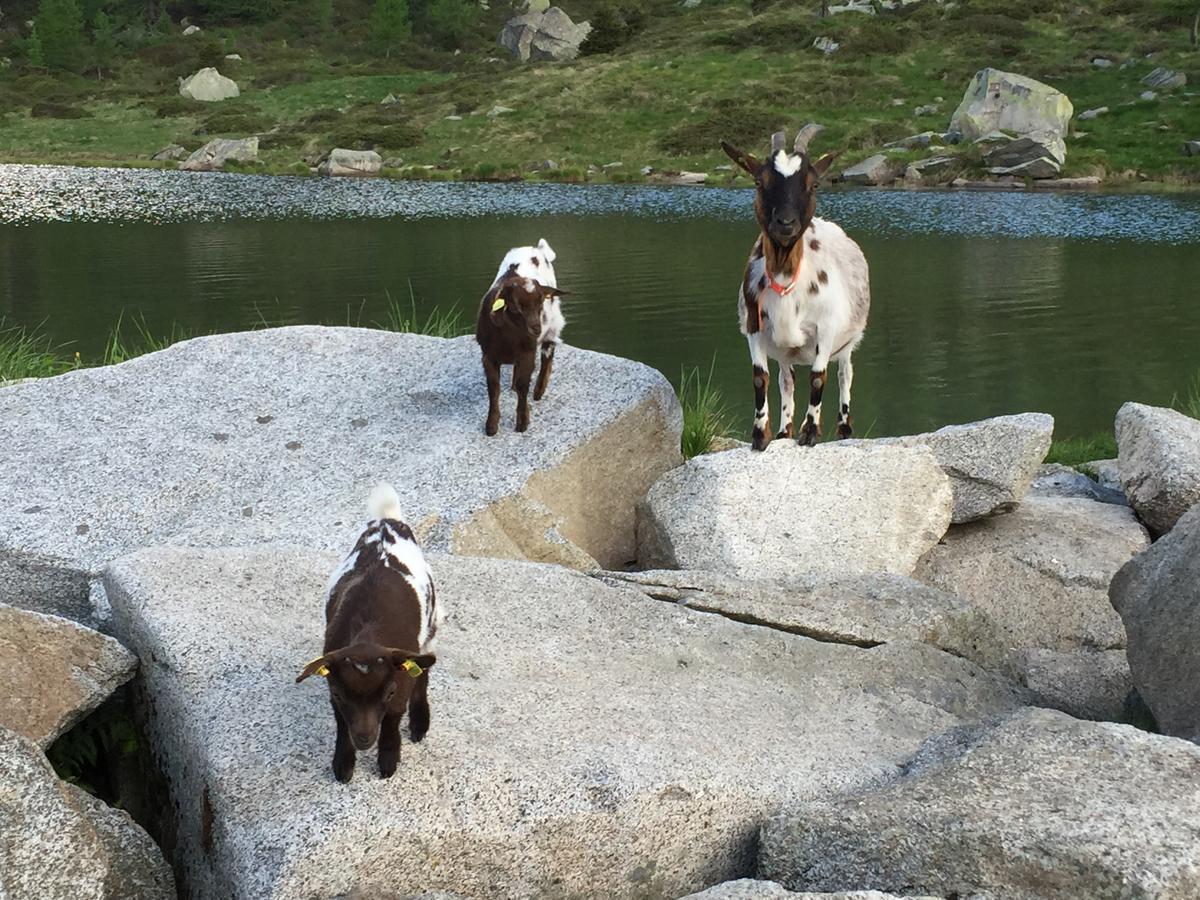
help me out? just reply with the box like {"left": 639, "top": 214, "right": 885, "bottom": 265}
{"left": 773, "top": 150, "right": 804, "bottom": 178}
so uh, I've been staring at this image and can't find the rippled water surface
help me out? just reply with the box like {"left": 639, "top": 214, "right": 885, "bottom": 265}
{"left": 3, "top": 164, "right": 1199, "bottom": 437}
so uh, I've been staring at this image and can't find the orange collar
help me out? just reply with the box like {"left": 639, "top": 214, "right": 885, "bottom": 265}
{"left": 766, "top": 267, "right": 800, "bottom": 296}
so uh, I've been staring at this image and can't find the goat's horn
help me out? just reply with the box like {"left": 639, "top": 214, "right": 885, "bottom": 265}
{"left": 794, "top": 122, "right": 826, "bottom": 155}
{"left": 770, "top": 131, "right": 787, "bottom": 153}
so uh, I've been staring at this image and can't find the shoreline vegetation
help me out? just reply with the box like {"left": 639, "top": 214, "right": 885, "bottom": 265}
{"left": 6, "top": 311, "right": 1198, "bottom": 467}
{"left": 1, "top": 0, "right": 1198, "bottom": 189}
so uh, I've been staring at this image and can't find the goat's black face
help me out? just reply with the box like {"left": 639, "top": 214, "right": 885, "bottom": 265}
{"left": 721, "top": 141, "right": 840, "bottom": 249}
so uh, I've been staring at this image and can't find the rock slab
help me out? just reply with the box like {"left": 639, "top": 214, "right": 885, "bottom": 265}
{"left": 1110, "top": 503, "right": 1200, "bottom": 742}
{"left": 0, "top": 604, "right": 137, "bottom": 748}
{"left": 178, "top": 67, "right": 239, "bottom": 102}
{"left": 949, "top": 69, "right": 1073, "bottom": 143}
{"left": 915, "top": 495, "right": 1149, "bottom": 651}
{"left": 179, "top": 136, "right": 258, "bottom": 172}
{"left": 0, "top": 328, "right": 681, "bottom": 624}
{"left": 760, "top": 708, "right": 1200, "bottom": 899}
{"left": 1030, "top": 463, "right": 1126, "bottom": 506}
{"left": 682, "top": 882, "right": 934, "bottom": 899}
{"left": 638, "top": 442, "right": 953, "bottom": 580}
{"left": 103, "top": 547, "right": 1025, "bottom": 900}
{"left": 0, "top": 725, "right": 175, "bottom": 899}
{"left": 839, "top": 154, "right": 896, "bottom": 185}
{"left": 1115, "top": 401, "right": 1200, "bottom": 534}
{"left": 498, "top": 7, "right": 591, "bottom": 62}
{"left": 319, "top": 148, "right": 383, "bottom": 177}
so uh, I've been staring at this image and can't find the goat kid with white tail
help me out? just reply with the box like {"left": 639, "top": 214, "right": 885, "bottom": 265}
{"left": 722, "top": 125, "right": 871, "bottom": 450}
{"left": 296, "top": 483, "right": 442, "bottom": 783}
{"left": 475, "top": 238, "right": 568, "bottom": 436}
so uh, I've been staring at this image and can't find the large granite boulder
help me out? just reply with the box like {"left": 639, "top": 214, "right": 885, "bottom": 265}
{"left": 178, "top": 67, "right": 239, "bottom": 102}
{"left": 1115, "top": 401, "right": 1200, "bottom": 534}
{"left": 760, "top": 708, "right": 1200, "bottom": 898}
{"left": 0, "top": 604, "right": 136, "bottom": 748}
{"left": 498, "top": 6, "right": 591, "bottom": 62}
{"left": 602, "top": 569, "right": 1015, "bottom": 676}
{"left": 179, "top": 136, "right": 258, "bottom": 172}
{"left": 318, "top": 148, "right": 383, "bottom": 177}
{"left": 1014, "top": 648, "right": 1134, "bottom": 723}
{"left": 1110, "top": 503, "right": 1200, "bottom": 742}
{"left": 915, "top": 496, "right": 1149, "bottom": 651}
{"left": 103, "top": 547, "right": 1025, "bottom": 899}
{"left": 871, "top": 413, "right": 1052, "bottom": 523}
{"left": 0, "top": 328, "right": 680, "bottom": 625}
{"left": 949, "top": 69, "right": 1073, "bottom": 143}
{"left": 637, "top": 442, "right": 953, "bottom": 579}
{"left": 0, "top": 725, "right": 175, "bottom": 899}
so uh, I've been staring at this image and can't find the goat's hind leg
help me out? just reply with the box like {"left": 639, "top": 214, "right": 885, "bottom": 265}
{"left": 377, "top": 711, "right": 403, "bottom": 779}
{"left": 798, "top": 347, "right": 831, "bottom": 448}
{"left": 749, "top": 335, "right": 771, "bottom": 451}
{"left": 533, "top": 340, "right": 556, "bottom": 401}
{"left": 513, "top": 351, "right": 536, "bottom": 432}
{"left": 836, "top": 348, "right": 855, "bottom": 439}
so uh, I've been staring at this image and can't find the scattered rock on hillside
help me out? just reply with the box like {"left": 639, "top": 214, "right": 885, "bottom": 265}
{"left": 681, "top": 882, "right": 937, "bottom": 899}
{"left": 1115, "top": 402, "right": 1200, "bottom": 534}
{"left": 905, "top": 156, "right": 954, "bottom": 178}
{"left": 601, "top": 569, "right": 1017, "bottom": 676}
{"left": 486, "top": 104, "right": 515, "bottom": 117}
{"left": 151, "top": 143, "right": 187, "bottom": 162}
{"left": 1015, "top": 648, "right": 1135, "bottom": 723}
{"left": 950, "top": 69, "right": 1072, "bottom": 144}
{"left": 915, "top": 495, "right": 1149, "bottom": 651}
{"left": 179, "top": 136, "right": 258, "bottom": 171}
{"left": 871, "top": 413, "right": 1053, "bottom": 523}
{"left": 760, "top": 708, "right": 1200, "bottom": 898}
{"left": 102, "top": 547, "right": 1025, "bottom": 898}
{"left": 178, "top": 67, "right": 239, "bottom": 102}
{"left": 0, "top": 725, "right": 175, "bottom": 899}
{"left": 1030, "top": 463, "right": 1126, "bottom": 506}
{"left": 1143, "top": 67, "right": 1187, "bottom": 90}
{"left": 883, "top": 131, "right": 941, "bottom": 149}
{"left": 182, "top": 23, "right": 200, "bottom": 35}
{"left": 318, "top": 148, "right": 382, "bottom": 177}
{"left": 637, "top": 442, "right": 952, "bottom": 579}
{"left": 840, "top": 154, "right": 897, "bottom": 185}
{"left": 0, "top": 329, "right": 681, "bottom": 624}
{"left": 1091, "top": 57, "right": 1113, "bottom": 68}
{"left": 1185, "top": 140, "right": 1200, "bottom": 157}
{"left": 0, "top": 604, "right": 136, "bottom": 748}
{"left": 1110, "top": 503, "right": 1200, "bottom": 742}
{"left": 1078, "top": 106, "right": 1108, "bottom": 120}
{"left": 498, "top": 6, "right": 591, "bottom": 62}
{"left": 826, "top": 0, "right": 875, "bottom": 13}
{"left": 812, "top": 36, "right": 839, "bottom": 54}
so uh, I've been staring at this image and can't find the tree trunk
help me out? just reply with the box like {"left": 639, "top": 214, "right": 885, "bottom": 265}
{"left": 1191, "top": 6, "right": 1198, "bottom": 47}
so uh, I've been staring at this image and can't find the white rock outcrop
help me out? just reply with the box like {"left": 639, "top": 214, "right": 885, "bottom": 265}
{"left": 178, "top": 67, "right": 239, "bottom": 102}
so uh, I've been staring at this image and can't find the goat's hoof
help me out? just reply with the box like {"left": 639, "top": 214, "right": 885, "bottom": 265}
{"left": 515, "top": 418, "right": 529, "bottom": 433}
{"left": 377, "top": 750, "right": 399, "bottom": 779}
{"left": 409, "top": 715, "right": 429, "bottom": 743}
{"left": 797, "top": 424, "right": 821, "bottom": 447}
{"left": 751, "top": 428, "right": 770, "bottom": 452}
{"left": 485, "top": 419, "right": 499, "bottom": 436}
{"left": 332, "top": 753, "right": 355, "bottom": 784}
{"left": 836, "top": 422, "right": 853, "bottom": 440}
{"left": 775, "top": 425, "right": 793, "bottom": 440}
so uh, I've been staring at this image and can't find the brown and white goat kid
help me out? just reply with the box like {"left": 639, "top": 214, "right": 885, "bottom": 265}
{"left": 475, "top": 238, "right": 568, "bottom": 435}
{"left": 722, "top": 126, "right": 871, "bottom": 450}
{"left": 296, "top": 483, "right": 441, "bottom": 783}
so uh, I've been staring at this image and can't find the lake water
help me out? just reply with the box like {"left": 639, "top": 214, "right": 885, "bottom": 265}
{"left": 2, "top": 163, "right": 1199, "bottom": 438}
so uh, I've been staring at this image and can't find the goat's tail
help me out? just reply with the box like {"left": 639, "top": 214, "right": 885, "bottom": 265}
{"left": 367, "top": 482, "right": 403, "bottom": 521}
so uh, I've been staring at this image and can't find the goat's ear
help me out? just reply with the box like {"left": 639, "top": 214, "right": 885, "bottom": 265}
{"left": 811, "top": 151, "right": 842, "bottom": 179}
{"left": 389, "top": 649, "right": 436, "bottom": 677}
{"left": 296, "top": 654, "right": 333, "bottom": 684}
{"left": 540, "top": 285, "right": 570, "bottom": 299}
{"left": 537, "top": 238, "right": 556, "bottom": 264}
{"left": 721, "top": 141, "right": 760, "bottom": 178}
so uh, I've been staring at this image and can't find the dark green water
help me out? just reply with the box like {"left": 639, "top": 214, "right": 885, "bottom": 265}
{"left": 3, "top": 164, "right": 1199, "bottom": 437}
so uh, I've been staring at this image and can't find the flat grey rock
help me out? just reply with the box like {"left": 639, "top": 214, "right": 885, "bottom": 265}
{"left": 0, "top": 603, "right": 136, "bottom": 748}
{"left": 0, "top": 327, "right": 680, "bottom": 625}
{"left": 319, "top": 148, "right": 382, "bottom": 177}
{"left": 840, "top": 154, "right": 896, "bottom": 186}
{"left": 1110, "top": 503, "right": 1200, "bottom": 742}
{"left": 103, "top": 547, "right": 1026, "bottom": 899}
{"left": 637, "top": 442, "right": 952, "bottom": 579}
{"left": 871, "top": 413, "right": 1053, "bottom": 523}
{"left": 1030, "top": 463, "right": 1126, "bottom": 506}
{"left": 0, "top": 725, "right": 175, "bottom": 899}
{"left": 602, "top": 569, "right": 1016, "bottom": 677}
{"left": 915, "top": 495, "right": 1149, "bottom": 651}
{"left": 1015, "top": 647, "right": 1135, "bottom": 723}
{"left": 760, "top": 708, "right": 1200, "bottom": 898}
{"left": 680, "top": 881, "right": 935, "bottom": 899}
{"left": 179, "top": 136, "right": 258, "bottom": 172}
{"left": 1115, "top": 402, "right": 1200, "bottom": 534}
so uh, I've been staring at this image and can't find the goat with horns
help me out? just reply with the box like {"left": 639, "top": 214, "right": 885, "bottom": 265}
{"left": 721, "top": 125, "right": 870, "bottom": 450}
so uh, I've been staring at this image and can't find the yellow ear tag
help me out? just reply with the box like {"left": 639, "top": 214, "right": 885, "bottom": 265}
{"left": 491, "top": 297, "right": 506, "bottom": 312}
{"left": 306, "top": 657, "right": 330, "bottom": 678}
{"left": 401, "top": 659, "right": 423, "bottom": 679}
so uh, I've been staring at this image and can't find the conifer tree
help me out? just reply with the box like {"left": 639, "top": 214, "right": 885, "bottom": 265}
{"left": 370, "top": 0, "right": 411, "bottom": 57}
{"left": 35, "top": 0, "right": 85, "bottom": 69}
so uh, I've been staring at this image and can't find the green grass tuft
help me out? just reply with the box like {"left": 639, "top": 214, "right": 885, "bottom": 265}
{"left": 101, "top": 312, "right": 196, "bottom": 366}
{"left": 1045, "top": 433, "right": 1118, "bottom": 468}
{"left": 377, "top": 288, "right": 469, "bottom": 338}
{"left": 0, "top": 320, "right": 76, "bottom": 382}
{"left": 678, "top": 358, "right": 734, "bottom": 460}
{"left": 1171, "top": 370, "right": 1200, "bottom": 419}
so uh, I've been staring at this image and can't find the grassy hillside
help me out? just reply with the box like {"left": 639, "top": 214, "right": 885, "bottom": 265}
{"left": 1, "top": 0, "right": 1198, "bottom": 184}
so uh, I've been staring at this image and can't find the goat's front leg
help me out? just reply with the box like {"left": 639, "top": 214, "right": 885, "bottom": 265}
{"left": 749, "top": 335, "right": 771, "bottom": 451}
{"left": 532, "top": 340, "right": 556, "bottom": 401}
{"left": 798, "top": 345, "right": 832, "bottom": 448}
{"left": 483, "top": 354, "right": 502, "bottom": 436}
{"left": 836, "top": 348, "right": 855, "bottom": 439}
{"left": 377, "top": 711, "right": 403, "bottom": 779}
{"left": 777, "top": 364, "right": 795, "bottom": 440}
{"left": 331, "top": 701, "right": 356, "bottom": 783}
{"left": 513, "top": 351, "right": 536, "bottom": 432}
{"left": 408, "top": 670, "right": 431, "bottom": 743}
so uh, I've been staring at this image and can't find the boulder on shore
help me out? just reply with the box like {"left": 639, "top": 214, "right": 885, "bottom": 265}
{"left": 0, "top": 725, "right": 176, "bottom": 899}
{"left": 0, "top": 328, "right": 681, "bottom": 624}
{"left": 1115, "top": 401, "right": 1200, "bottom": 534}
{"left": 179, "top": 136, "right": 258, "bottom": 172}
{"left": 983, "top": 130, "right": 1066, "bottom": 179}
{"left": 839, "top": 154, "right": 896, "bottom": 185}
{"left": 102, "top": 547, "right": 1026, "bottom": 899}
{"left": 0, "top": 604, "right": 136, "bottom": 748}
{"left": 178, "top": 67, "right": 239, "bottom": 102}
{"left": 498, "top": 6, "right": 591, "bottom": 62}
{"left": 637, "top": 442, "right": 953, "bottom": 579}
{"left": 760, "top": 708, "right": 1200, "bottom": 899}
{"left": 949, "top": 69, "right": 1073, "bottom": 143}
{"left": 1110, "top": 502, "right": 1200, "bottom": 743}
{"left": 318, "top": 148, "right": 383, "bottom": 177}
{"left": 914, "top": 495, "right": 1149, "bottom": 651}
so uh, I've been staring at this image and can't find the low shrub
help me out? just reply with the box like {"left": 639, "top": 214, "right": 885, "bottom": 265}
{"left": 658, "top": 98, "right": 774, "bottom": 156}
